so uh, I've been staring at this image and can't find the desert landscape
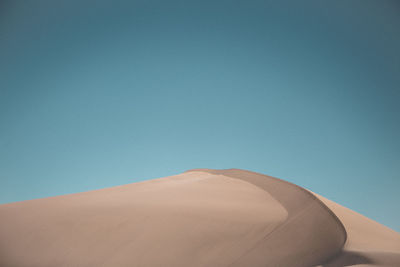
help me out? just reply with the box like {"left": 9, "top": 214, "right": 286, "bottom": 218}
{"left": 1, "top": 1, "right": 399, "bottom": 266}
{"left": 0, "top": 168, "right": 399, "bottom": 267}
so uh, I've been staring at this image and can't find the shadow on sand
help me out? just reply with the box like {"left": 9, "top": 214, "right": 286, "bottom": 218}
{"left": 322, "top": 250, "right": 400, "bottom": 267}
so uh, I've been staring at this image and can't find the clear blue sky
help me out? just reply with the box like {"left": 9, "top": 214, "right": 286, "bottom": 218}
{"left": 1, "top": 1, "right": 399, "bottom": 231}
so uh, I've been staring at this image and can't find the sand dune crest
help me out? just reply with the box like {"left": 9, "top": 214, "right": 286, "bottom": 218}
{"left": 0, "top": 169, "right": 399, "bottom": 267}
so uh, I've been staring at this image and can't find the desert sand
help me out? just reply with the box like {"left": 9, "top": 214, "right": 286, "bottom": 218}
{"left": 0, "top": 169, "right": 399, "bottom": 267}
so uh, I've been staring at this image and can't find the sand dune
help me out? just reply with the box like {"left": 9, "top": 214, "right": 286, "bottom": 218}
{"left": 0, "top": 169, "right": 399, "bottom": 267}
{"left": 314, "top": 193, "right": 400, "bottom": 267}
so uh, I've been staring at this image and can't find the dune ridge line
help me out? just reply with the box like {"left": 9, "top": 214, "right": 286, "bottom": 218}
{"left": 185, "top": 168, "right": 348, "bottom": 267}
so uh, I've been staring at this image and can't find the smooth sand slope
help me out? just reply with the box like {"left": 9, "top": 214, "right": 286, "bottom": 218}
{"left": 315, "top": 193, "right": 400, "bottom": 267}
{"left": 0, "top": 169, "right": 398, "bottom": 267}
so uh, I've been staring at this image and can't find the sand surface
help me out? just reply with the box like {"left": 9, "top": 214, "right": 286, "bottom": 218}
{"left": 0, "top": 169, "right": 399, "bottom": 267}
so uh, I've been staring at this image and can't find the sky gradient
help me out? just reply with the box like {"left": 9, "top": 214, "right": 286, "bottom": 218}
{"left": 1, "top": 1, "right": 399, "bottom": 231}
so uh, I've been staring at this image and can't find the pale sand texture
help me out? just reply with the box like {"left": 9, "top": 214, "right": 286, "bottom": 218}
{"left": 314, "top": 193, "right": 400, "bottom": 267}
{"left": 0, "top": 169, "right": 398, "bottom": 267}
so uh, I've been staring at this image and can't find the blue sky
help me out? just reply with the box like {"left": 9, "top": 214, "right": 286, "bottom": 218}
{"left": 0, "top": 1, "right": 399, "bottom": 231}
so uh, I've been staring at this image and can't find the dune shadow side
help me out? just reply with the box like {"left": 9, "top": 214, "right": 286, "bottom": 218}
{"left": 322, "top": 250, "right": 400, "bottom": 267}
{"left": 321, "top": 250, "right": 373, "bottom": 266}
{"left": 186, "top": 168, "right": 348, "bottom": 267}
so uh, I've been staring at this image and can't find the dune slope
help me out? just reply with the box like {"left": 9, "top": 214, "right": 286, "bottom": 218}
{"left": 0, "top": 169, "right": 398, "bottom": 267}
{"left": 315, "top": 193, "right": 400, "bottom": 267}
{"left": 186, "top": 169, "right": 347, "bottom": 267}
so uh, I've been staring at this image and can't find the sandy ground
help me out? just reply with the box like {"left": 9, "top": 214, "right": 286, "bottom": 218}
{"left": 0, "top": 169, "right": 399, "bottom": 267}
{"left": 314, "top": 193, "right": 400, "bottom": 267}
